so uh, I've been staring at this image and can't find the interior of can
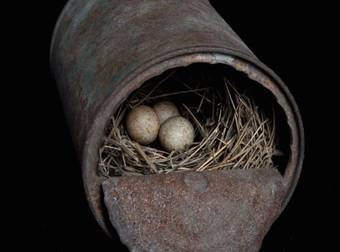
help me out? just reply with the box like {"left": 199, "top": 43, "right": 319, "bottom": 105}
{"left": 98, "top": 63, "right": 291, "bottom": 177}
{"left": 82, "top": 52, "right": 303, "bottom": 236}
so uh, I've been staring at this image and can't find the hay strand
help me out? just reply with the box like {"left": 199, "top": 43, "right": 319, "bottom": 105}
{"left": 98, "top": 75, "right": 278, "bottom": 177}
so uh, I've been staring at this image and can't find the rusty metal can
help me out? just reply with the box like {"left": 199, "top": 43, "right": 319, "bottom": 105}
{"left": 50, "top": 0, "right": 304, "bottom": 251}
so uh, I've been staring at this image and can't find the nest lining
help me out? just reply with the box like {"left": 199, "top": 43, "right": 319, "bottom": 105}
{"left": 98, "top": 71, "right": 279, "bottom": 177}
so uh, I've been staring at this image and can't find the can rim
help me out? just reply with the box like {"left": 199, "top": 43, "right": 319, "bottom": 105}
{"left": 81, "top": 49, "right": 304, "bottom": 236}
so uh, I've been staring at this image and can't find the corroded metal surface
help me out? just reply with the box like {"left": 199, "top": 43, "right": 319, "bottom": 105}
{"left": 50, "top": 0, "right": 304, "bottom": 249}
{"left": 103, "top": 168, "right": 285, "bottom": 252}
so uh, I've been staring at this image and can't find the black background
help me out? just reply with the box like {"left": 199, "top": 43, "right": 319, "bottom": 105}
{"left": 21, "top": 1, "right": 336, "bottom": 251}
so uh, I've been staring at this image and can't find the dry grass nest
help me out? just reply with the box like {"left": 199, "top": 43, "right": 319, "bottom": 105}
{"left": 98, "top": 71, "right": 279, "bottom": 177}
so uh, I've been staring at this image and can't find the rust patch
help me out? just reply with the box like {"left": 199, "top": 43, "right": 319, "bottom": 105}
{"left": 50, "top": 0, "right": 304, "bottom": 248}
{"left": 103, "top": 169, "right": 285, "bottom": 252}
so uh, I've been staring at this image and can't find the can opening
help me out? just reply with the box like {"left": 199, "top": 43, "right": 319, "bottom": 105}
{"left": 98, "top": 63, "right": 291, "bottom": 178}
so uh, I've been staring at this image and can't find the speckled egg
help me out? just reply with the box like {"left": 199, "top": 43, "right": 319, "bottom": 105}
{"left": 159, "top": 116, "right": 195, "bottom": 152}
{"left": 126, "top": 105, "right": 160, "bottom": 145}
{"left": 153, "top": 101, "right": 180, "bottom": 124}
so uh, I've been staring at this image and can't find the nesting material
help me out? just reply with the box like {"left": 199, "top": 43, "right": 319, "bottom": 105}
{"left": 98, "top": 73, "right": 278, "bottom": 177}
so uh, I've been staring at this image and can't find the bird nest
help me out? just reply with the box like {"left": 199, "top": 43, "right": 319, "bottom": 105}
{"left": 98, "top": 70, "right": 279, "bottom": 177}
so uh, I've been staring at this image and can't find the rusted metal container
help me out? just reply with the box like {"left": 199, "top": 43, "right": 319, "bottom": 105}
{"left": 50, "top": 0, "right": 304, "bottom": 251}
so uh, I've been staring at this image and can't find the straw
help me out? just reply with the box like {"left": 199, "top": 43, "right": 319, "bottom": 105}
{"left": 98, "top": 74, "right": 278, "bottom": 177}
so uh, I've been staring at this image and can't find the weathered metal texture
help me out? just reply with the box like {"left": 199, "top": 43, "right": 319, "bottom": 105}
{"left": 50, "top": 0, "right": 304, "bottom": 250}
{"left": 103, "top": 168, "right": 285, "bottom": 252}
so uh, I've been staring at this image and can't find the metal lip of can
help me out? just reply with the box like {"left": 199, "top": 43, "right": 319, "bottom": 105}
{"left": 50, "top": 0, "right": 304, "bottom": 244}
